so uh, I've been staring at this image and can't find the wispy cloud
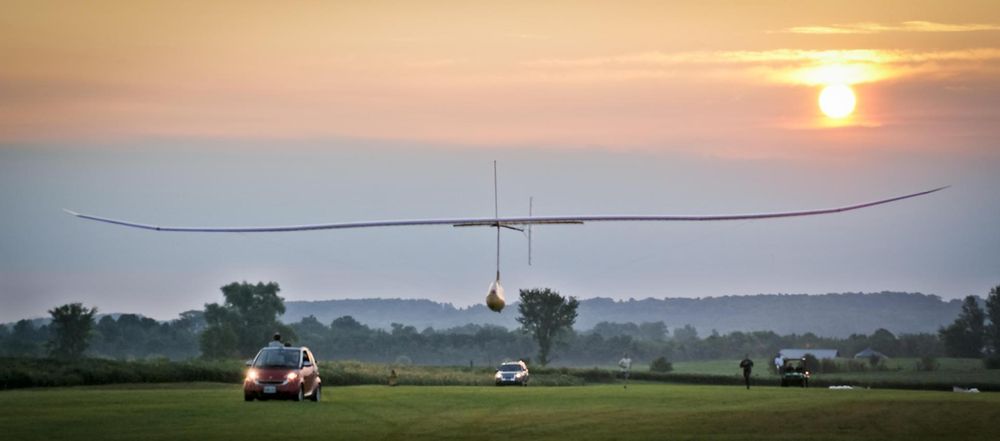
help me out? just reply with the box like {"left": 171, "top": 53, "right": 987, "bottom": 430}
{"left": 779, "top": 21, "right": 1000, "bottom": 34}
{"left": 522, "top": 49, "right": 1000, "bottom": 85}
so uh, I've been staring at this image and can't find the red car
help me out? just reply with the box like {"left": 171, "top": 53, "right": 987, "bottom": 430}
{"left": 244, "top": 346, "right": 322, "bottom": 402}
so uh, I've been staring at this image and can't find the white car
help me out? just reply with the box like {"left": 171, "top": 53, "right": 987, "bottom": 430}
{"left": 494, "top": 361, "right": 529, "bottom": 386}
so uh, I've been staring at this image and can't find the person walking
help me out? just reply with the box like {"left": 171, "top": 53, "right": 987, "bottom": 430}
{"left": 618, "top": 353, "right": 632, "bottom": 389}
{"left": 739, "top": 354, "right": 754, "bottom": 390}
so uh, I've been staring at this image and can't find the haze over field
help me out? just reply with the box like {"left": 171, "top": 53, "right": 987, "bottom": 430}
{"left": 1, "top": 1, "right": 998, "bottom": 322}
{"left": 279, "top": 292, "right": 969, "bottom": 337}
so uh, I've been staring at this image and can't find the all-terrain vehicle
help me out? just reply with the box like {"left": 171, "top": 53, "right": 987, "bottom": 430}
{"left": 780, "top": 358, "right": 810, "bottom": 387}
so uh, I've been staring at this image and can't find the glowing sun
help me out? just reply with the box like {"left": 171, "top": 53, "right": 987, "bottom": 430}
{"left": 818, "top": 84, "right": 856, "bottom": 119}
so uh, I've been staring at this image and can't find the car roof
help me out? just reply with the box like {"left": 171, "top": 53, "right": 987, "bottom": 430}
{"left": 260, "top": 346, "right": 310, "bottom": 351}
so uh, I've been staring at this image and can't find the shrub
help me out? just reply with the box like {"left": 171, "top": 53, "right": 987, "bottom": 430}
{"left": 869, "top": 354, "right": 882, "bottom": 368}
{"left": 802, "top": 354, "right": 819, "bottom": 373}
{"left": 845, "top": 359, "right": 869, "bottom": 372}
{"left": 819, "top": 358, "right": 840, "bottom": 373}
{"left": 649, "top": 356, "right": 673, "bottom": 373}
{"left": 915, "top": 355, "right": 939, "bottom": 371}
{"left": 983, "top": 356, "right": 1000, "bottom": 370}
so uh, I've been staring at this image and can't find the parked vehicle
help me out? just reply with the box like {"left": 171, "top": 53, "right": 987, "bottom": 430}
{"left": 494, "top": 361, "right": 530, "bottom": 386}
{"left": 780, "top": 358, "right": 810, "bottom": 388}
{"left": 244, "top": 347, "right": 322, "bottom": 401}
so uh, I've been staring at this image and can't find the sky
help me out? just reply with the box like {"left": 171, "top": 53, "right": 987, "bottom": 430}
{"left": 1, "top": 0, "right": 998, "bottom": 322}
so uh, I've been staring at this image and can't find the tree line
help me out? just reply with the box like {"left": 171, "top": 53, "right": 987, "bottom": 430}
{"left": 2, "top": 282, "right": 999, "bottom": 368}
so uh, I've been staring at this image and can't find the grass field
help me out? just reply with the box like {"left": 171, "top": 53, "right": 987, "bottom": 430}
{"left": 1, "top": 383, "right": 998, "bottom": 440}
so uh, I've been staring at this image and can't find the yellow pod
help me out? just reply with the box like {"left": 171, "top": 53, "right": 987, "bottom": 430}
{"left": 486, "top": 279, "right": 505, "bottom": 313}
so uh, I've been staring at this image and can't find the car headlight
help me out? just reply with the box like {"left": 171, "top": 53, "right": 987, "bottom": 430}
{"left": 246, "top": 369, "right": 258, "bottom": 381}
{"left": 494, "top": 372, "right": 502, "bottom": 379}
{"left": 287, "top": 372, "right": 298, "bottom": 381}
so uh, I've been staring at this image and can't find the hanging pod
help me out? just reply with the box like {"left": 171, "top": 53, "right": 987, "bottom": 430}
{"left": 486, "top": 278, "right": 505, "bottom": 312}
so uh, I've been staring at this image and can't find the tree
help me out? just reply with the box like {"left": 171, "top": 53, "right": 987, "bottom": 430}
{"left": 516, "top": 288, "right": 579, "bottom": 366}
{"left": 672, "top": 324, "right": 699, "bottom": 343}
{"left": 7, "top": 320, "right": 46, "bottom": 357}
{"left": 639, "top": 321, "right": 668, "bottom": 341}
{"left": 869, "top": 328, "right": 899, "bottom": 356}
{"left": 200, "top": 281, "right": 296, "bottom": 358}
{"left": 47, "top": 303, "right": 97, "bottom": 360}
{"left": 985, "top": 285, "right": 1000, "bottom": 355}
{"left": 939, "top": 295, "right": 985, "bottom": 358}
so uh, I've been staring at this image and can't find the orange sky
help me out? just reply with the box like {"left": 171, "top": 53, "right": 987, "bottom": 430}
{"left": 2, "top": 0, "right": 999, "bottom": 154}
{"left": 2, "top": 1, "right": 1000, "bottom": 320}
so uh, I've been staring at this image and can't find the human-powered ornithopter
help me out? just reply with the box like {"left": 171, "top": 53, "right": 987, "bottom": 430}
{"left": 65, "top": 162, "right": 947, "bottom": 313}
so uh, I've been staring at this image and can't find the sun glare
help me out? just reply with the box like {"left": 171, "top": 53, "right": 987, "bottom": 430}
{"left": 818, "top": 84, "right": 856, "bottom": 119}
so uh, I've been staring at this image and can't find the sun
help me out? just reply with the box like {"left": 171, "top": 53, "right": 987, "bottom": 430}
{"left": 818, "top": 84, "right": 856, "bottom": 119}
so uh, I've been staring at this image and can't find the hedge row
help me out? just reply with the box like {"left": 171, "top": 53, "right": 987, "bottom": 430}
{"left": 2, "top": 358, "right": 994, "bottom": 391}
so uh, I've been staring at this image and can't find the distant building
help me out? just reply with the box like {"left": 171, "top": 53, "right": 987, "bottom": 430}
{"left": 779, "top": 349, "right": 839, "bottom": 360}
{"left": 854, "top": 348, "right": 888, "bottom": 359}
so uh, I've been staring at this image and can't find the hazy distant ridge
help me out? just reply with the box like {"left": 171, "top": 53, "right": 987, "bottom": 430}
{"left": 282, "top": 292, "right": 965, "bottom": 337}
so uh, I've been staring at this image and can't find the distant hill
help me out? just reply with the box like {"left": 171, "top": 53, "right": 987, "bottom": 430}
{"left": 282, "top": 292, "right": 968, "bottom": 338}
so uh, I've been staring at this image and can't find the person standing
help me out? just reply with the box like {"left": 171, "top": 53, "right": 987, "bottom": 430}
{"left": 618, "top": 353, "right": 632, "bottom": 389}
{"left": 268, "top": 332, "right": 283, "bottom": 348}
{"left": 739, "top": 355, "right": 754, "bottom": 390}
{"left": 773, "top": 354, "right": 783, "bottom": 374}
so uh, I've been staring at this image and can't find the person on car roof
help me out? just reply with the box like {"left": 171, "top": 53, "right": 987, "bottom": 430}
{"left": 268, "top": 332, "right": 283, "bottom": 348}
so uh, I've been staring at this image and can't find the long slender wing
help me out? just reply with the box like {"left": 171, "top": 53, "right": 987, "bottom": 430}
{"left": 64, "top": 186, "right": 947, "bottom": 232}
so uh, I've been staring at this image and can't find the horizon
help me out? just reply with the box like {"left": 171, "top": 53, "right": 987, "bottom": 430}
{"left": 3, "top": 290, "right": 967, "bottom": 326}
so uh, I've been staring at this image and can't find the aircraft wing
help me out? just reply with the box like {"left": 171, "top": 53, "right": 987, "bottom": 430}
{"left": 64, "top": 186, "right": 947, "bottom": 233}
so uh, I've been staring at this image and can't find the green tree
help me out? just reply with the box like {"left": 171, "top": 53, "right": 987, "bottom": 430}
{"left": 869, "top": 328, "right": 899, "bottom": 356}
{"left": 7, "top": 320, "right": 46, "bottom": 357}
{"left": 939, "top": 295, "right": 985, "bottom": 358}
{"left": 986, "top": 285, "right": 1000, "bottom": 355}
{"left": 516, "top": 288, "right": 579, "bottom": 366}
{"left": 200, "top": 281, "right": 295, "bottom": 358}
{"left": 47, "top": 303, "right": 97, "bottom": 360}
{"left": 672, "top": 324, "right": 699, "bottom": 344}
{"left": 638, "top": 321, "right": 668, "bottom": 341}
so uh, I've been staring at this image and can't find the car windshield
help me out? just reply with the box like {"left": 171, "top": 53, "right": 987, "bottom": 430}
{"left": 253, "top": 349, "right": 300, "bottom": 368}
{"left": 499, "top": 364, "right": 523, "bottom": 372}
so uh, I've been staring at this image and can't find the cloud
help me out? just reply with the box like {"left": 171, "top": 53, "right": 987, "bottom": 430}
{"left": 522, "top": 49, "right": 1000, "bottom": 85}
{"left": 779, "top": 21, "right": 1000, "bottom": 34}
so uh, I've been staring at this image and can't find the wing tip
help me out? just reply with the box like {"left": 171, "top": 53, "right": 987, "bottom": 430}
{"left": 63, "top": 208, "right": 80, "bottom": 217}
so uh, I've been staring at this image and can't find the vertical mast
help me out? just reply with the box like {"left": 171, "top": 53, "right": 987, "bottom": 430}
{"left": 494, "top": 160, "right": 500, "bottom": 281}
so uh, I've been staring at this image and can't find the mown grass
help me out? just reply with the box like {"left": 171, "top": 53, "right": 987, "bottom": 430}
{"left": 0, "top": 383, "right": 997, "bottom": 441}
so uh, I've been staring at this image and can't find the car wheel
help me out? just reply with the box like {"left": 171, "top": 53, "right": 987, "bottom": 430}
{"left": 295, "top": 386, "right": 304, "bottom": 402}
{"left": 310, "top": 385, "right": 321, "bottom": 402}
{"left": 244, "top": 393, "right": 254, "bottom": 402}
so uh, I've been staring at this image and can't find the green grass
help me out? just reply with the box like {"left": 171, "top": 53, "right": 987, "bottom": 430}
{"left": 1, "top": 383, "right": 998, "bottom": 440}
